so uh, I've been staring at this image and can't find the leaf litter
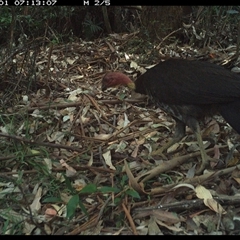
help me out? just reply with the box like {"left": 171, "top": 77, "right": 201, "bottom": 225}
{"left": 0, "top": 33, "right": 240, "bottom": 235}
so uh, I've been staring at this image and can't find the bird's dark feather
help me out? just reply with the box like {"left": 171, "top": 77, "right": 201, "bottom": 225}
{"left": 219, "top": 100, "right": 240, "bottom": 134}
{"left": 135, "top": 59, "right": 240, "bottom": 105}
{"left": 134, "top": 58, "right": 240, "bottom": 134}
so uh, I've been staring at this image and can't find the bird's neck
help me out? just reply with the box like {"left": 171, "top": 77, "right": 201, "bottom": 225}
{"left": 126, "top": 81, "right": 136, "bottom": 90}
{"left": 120, "top": 75, "right": 136, "bottom": 90}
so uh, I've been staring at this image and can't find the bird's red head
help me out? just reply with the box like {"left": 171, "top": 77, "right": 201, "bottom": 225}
{"left": 102, "top": 72, "right": 135, "bottom": 91}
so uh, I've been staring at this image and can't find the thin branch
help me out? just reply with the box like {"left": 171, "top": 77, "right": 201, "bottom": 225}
{"left": 0, "top": 132, "right": 84, "bottom": 152}
{"left": 122, "top": 202, "right": 138, "bottom": 235}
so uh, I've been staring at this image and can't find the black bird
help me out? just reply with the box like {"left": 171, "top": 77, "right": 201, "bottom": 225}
{"left": 101, "top": 58, "right": 240, "bottom": 173}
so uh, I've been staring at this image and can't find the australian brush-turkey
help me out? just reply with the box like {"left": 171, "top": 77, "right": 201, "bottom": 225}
{"left": 101, "top": 58, "right": 240, "bottom": 173}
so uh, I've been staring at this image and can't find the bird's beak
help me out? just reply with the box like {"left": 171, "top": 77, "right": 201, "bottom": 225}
{"left": 102, "top": 84, "right": 107, "bottom": 91}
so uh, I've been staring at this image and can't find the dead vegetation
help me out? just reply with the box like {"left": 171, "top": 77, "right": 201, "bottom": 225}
{"left": 1, "top": 29, "right": 240, "bottom": 235}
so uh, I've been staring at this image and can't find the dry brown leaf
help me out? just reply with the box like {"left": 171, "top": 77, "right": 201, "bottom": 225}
{"left": 195, "top": 185, "right": 226, "bottom": 214}
{"left": 167, "top": 142, "right": 181, "bottom": 153}
{"left": 148, "top": 216, "right": 162, "bottom": 235}
{"left": 124, "top": 159, "right": 145, "bottom": 193}
{"left": 80, "top": 116, "right": 90, "bottom": 124}
{"left": 172, "top": 183, "right": 195, "bottom": 191}
{"left": 23, "top": 222, "right": 36, "bottom": 235}
{"left": 204, "top": 198, "right": 226, "bottom": 214}
{"left": 117, "top": 113, "right": 130, "bottom": 129}
{"left": 195, "top": 185, "right": 213, "bottom": 199}
{"left": 130, "top": 61, "right": 139, "bottom": 70}
{"left": 212, "top": 145, "right": 221, "bottom": 162}
{"left": 152, "top": 209, "right": 185, "bottom": 224}
{"left": 112, "top": 227, "right": 125, "bottom": 235}
{"left": 231, "top": 166, "right": 240, "bottom": 178}
{"left": 94, "top": 133, "right": 112, "bottom": 140}
{"left": 130, "top": 137, "right": 145, "bottom": 147}
{"left": 155, "top": 219, "right": 183, "bottom": 232}
{"left": 30, "top": 186, "right": 42, "bottom": 213}
{"left": 102, "top": 150, "right": 116, "bottom": 170}
{"left": 73, "top": 179, "right": 87, "bottom": 191}
{"left": 115, "top": 141, "right": 128, "bottom": 153}
{"left": 44, "top": 224, "right": 52, "bottom": 235}
{"left": 87, "top": 151, "right": 93, "bottom": 166}
{"left": 130, "top": 138, "right": 145, "bottom": 157}
{"left": 232, "top": 177, "right": 240, "bottom": 184}
{"left": 47, "top": 131, "right": 65, "bottom": 143}
{"left": 131, "top": 144, "right": 139, "bottom": 158}
{"left": 60, "top": 159, "right": 77, "bottom": 177}
{"left": 51, "top": 204, "right": 66, "bottom": 216}
{"left": 144, "top": 130, "right": 158, "bottom": 139}
{"left": 227, "top": 156, "right": 240, "bottom": 167}
{"left": 204, "top": 119, "right": 220, "bottom": 135}
{"left": 45, "top": 208, "right": 58, "bottom": 218}
{"left": 43, "top": 158, "right": 52, "bottom": 173}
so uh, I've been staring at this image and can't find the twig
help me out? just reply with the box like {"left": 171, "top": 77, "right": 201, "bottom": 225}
{"left": 135, "top": 146, "right": 226, "bottom": 184}
{"left": 26, "top": 101, "right": 85, "bottom": 112}
{"left": 97, "top": 196, "right": 112, "bottom": 221}
{"left": 108, "top": 127, "right": 158, "bottom": 145}
{"left": 78, "top": 106, "right": 86, "bottom": 137}
{"left": 134, "top": 190, "right": 240, "bottom": 213}
{"left": 122, "top": 202, "right": 138, "bottom": 235}
{"left": 1, "top": 99, "right": 144, "bottom": 115}
{"left": 150, "top": 162, "right": 240, "bottom": 195}
{"left": 134, "top": 199, "right": 204, "bottom": 213}
{"left": 108, "top": 119, "right": 152, "bottom": 140}
{"left": 156, "top": 28, "right": 182, "bottom": 49}
{"left": 105, "top": 40, "right": 116, "bottom": 53}
{"left": 0, "top": 153, "right": 41, "bottom": 162}
{"left": 84, "top": 94, "right": 108, "bottom": 120}
{"left": 0, "top": 165, "right": 114, "bottom": 176}
{"left": 0, "top": 132, "right": 84, "bottom": 153}
{"left": 99, "top": 146, "right": 107, "bottom": 168}
{"left": 65, "top": 214, "right": 99, "bottom": 235}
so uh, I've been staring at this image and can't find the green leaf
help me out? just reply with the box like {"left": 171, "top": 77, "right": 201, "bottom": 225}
{"left": 63, "top": 174, "right": 74, "bottom": 192}
{"left": 114, "top": 197, "right": 121, "bottom": 205}
{"left": 118, "top": 93, "right": 126, "bottom": 100}
{"left": 80, "top": 183, "right": 97, "bottom": 194}
{"left": 99, "top": 186, "right": 120, "bottom": 193}
{"left": 120, "top": 175, "right": 128, "bottom": 187}
{"left": 42, "top": 197, "right": 62, "bottom": 203}
{"left": 78, "top": 199, "right": 88, "bottom": 216}
{"left": 66, "top": 195, "right": 79, "bottom": 220}
{"left": 125, "top": 189, "right": 140, "bottom": 199}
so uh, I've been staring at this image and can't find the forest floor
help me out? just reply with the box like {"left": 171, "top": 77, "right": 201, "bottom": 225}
{"left": 1, "top": 32, "right": 240, "bottom": 235}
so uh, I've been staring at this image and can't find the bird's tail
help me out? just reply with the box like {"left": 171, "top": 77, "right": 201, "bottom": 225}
{"left": 219, "top": 100, "right": 240, "bottom": 134}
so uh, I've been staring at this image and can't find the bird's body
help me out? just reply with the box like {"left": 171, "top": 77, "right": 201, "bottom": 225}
{"left": 102, "top": 58, "right": 240, "bottom": 173}
{"left": 128, "top": 59, "right": 240, "bottom": 132}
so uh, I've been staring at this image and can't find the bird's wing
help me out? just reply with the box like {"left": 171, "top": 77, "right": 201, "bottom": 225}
{"left": 136, "top": 59, "right": 240, "bottom": 105}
